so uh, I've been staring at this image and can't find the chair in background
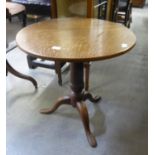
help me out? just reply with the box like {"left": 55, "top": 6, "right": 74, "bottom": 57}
{"left": 6, "top": 1, "right": 27, "bottom": 27}
{"left": 6, "top": 41, "right": 38, "bottom": 89}
{"left": 27, "top": 0, "right": 94, "bottom": 91}
{"left": 112, "top": 0, "right": 132, "bottom": 28}
{"left": 6, "top": 4, "right": 37, "bottom": 89}
{"left": 26, "top": 55, "right": 65, "bottom": 86}
{"left": 96, "top": 0, "right": 108, "bottom": 20}
{"left": 11, "top": 0, "right": 51, "bottom": 18}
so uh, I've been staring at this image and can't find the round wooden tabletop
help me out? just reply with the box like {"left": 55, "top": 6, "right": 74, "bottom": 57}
{"left": 16, "top": 18, "right": 136, "bottom": 62}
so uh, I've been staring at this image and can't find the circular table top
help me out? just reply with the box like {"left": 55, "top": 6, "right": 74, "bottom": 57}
{"left": 16, "top": 18, "right": 136, "bottom": 62}
{"left": 6, "top": 2, "right": 25, "bottom": 15}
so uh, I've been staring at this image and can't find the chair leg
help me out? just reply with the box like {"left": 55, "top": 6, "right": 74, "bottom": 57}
{"left": 22, "top": 11, "right": 27, "bottom": 27}
{"left": 27, "top": 55, "right": 37, "bottom": 69}
{"left": 8, "top": 15, "right": 12, "bottom": 23}
{"left": 55, "top": 61, "right": 62, "bottom": 86}
{"left": 27, "top": 55, "right": 63, "bottom": 86}
{"left": 6, "top": 60, "right": 38, "bottom": 89}
{"left": 84, "top": 62, "right": 90, "bottom": 91}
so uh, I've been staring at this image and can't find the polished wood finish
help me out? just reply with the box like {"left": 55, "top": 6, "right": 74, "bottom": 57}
{"left": 16, "top": 18, "right": 136, "bottom": 62}
{"left": 16, "top": 18, "right": 136, "bottom": 147}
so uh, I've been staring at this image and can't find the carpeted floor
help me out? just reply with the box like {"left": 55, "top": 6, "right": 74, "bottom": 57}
{"left": 6, "top": 5, "right": 148, "bottom": 155}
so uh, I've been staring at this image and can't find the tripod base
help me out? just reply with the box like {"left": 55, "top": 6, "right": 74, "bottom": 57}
{"left": 40, "top": 92, "right": 101, "bottom": 147}
{"left": 40, "top": 62, "right": 101, "bottom": 147}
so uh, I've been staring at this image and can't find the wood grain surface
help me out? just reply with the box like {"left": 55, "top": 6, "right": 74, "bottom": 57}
{"left": 16, "top": 18, "right": 136, "bottom": 62}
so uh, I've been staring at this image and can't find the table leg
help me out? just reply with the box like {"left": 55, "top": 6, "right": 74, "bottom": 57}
{"left": 40, "top": 96, "right": 71, "bottom": 114}
{"left": 22, "top": 11, "right": 27, "bottom": 27}
{"left": 77, "top": 101, "right": 97, "bottom": 147}
{"left": 40, "top": 62, "right": 101, "bottom": 147}
{"left": 83, "top": 92, "right": 101, "bottom": 103}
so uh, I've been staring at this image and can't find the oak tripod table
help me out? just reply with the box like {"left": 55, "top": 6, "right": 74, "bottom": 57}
{"left": 16, "top": 18, "right": 136, "bottom": 147}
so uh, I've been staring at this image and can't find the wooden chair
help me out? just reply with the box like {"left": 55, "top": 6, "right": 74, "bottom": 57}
{"left": 6, "top": 1, "right": 27, "bottom": 27}
{"left": 97, "top": 0, "right": 108, "bottom": 20}
{"left": 11, "top": 0, "right": 51, "bottom": 17}
{"left": 27, "top": 0, "right": 94, "bottom": 91}
{"left": 112, "top": 0, "right": 132, "bottom": 28}
{"left": 6, "top": 41, "right": 38, "bottom": 89}
{"left": 6, "top": 6, "right": 37, "bottom": 89}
